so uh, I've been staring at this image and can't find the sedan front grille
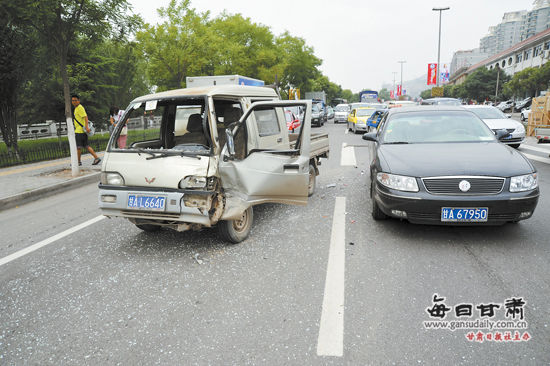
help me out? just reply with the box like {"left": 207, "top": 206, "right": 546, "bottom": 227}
{"left": 422, "top": 176, "right": 505, "bottom": 195}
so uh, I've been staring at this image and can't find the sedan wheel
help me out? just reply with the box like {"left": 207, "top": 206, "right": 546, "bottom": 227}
{"left": 371, "top": 180, "right": 388, "bottom": 220}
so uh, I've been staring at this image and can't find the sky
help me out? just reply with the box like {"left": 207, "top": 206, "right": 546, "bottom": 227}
{"left": 129, "top": 0, "right": 537, "bottom": 93}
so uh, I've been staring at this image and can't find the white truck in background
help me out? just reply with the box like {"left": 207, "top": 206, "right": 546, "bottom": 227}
{"left": 186, "top": 75, "right": 265, "bottom": 87}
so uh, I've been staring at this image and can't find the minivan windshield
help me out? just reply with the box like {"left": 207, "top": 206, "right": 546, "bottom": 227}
{"left": 110, "top": 97, "right": 211, "bottom": 155}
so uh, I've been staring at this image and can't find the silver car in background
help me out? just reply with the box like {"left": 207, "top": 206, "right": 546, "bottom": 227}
{"left": 333, "top": 104, "right": 350, "bottom": 124}
{"left": 463, "top": 105, "right": 525, "bottom": 148}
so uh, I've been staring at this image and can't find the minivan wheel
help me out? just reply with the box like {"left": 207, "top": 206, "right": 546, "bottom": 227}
{"left": 308, "top": 163, "right": 316, "bottom": 197}
{"left": 218, "top": 206, "right": 253, "bottom": 243}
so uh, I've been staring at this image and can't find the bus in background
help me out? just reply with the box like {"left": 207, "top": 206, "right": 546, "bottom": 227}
{"left": 359, "top": 90, "right": 379, "bottom": 103}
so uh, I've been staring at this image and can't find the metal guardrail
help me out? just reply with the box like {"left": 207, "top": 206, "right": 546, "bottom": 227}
{"left": 0, "top": 136, "right": 110, "bottom": 168}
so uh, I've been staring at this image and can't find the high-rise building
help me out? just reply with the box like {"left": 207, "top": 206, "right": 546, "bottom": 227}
{"left": 450, "top": 49, "right": 489, "bottom": 75}
{"left": 520, "top": 0, "right": 550, "bottom": 40}
{"left": 480, "top": 11, "right": 526, "bottom": 56}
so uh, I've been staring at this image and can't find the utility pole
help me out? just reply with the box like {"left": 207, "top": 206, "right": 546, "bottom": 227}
{"left": 398, "top": 61, "right": 406, "bottom": 97}
{"left": 433, "top": 7, "right": 450, "bottom": 87}
{"left": 495, "top": 65, "right": 500, "bottom": 102}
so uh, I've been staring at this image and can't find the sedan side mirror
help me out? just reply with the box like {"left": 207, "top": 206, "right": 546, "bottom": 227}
{"left": 362, "top": 132, "right": 378, "bottom": 142}
{"left": 506, "top": 114, "right": 512, "bottom": 118}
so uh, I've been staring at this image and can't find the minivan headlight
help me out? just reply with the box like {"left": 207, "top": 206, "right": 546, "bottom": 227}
{"left": 179, "top": 176, "right": 206, "bottom": 189}
{"left": 510, "top": 173, "right": 537, "bottom": 192}
{"left": 101, "top": 172, "right": 124, "bottom": 186}
{"left": 377, "top": 173, "right": 419, "bottom": 192}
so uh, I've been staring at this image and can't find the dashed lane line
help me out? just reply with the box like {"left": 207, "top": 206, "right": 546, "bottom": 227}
{"left": 520, "top": 144, "right": 550, "bottom": 154}
{"left": 522, "top": 152, "right": 550, "bottom": 164}
{"left": 317, "top": 197, "right": 346, "bottom": 357}
{"left": 340, "top": 143, "right": 357, "bottom": 166}
{"left": 0, "top": 215, "right": 106, "bottom": 267}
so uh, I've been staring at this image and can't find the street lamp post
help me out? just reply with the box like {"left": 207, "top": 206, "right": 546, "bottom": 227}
{"left": 398, "top": 61, "right": 406, "bottom": 97}
{"left": 433, "top": 6, "right": 450, "bottom": 87}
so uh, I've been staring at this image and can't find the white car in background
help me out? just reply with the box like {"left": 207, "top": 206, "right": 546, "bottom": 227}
{"left": 333, "top": 104, "right": 350, "bottom": 124}
{"left": 521, "top": 107, "right": 531, "bottom": 122}
{"left": 464, "top": 105, "right": 525, "bottom": 148}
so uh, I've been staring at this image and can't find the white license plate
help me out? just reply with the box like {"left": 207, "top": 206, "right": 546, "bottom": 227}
{"left": 441, "top": 207, "right": 488, "bottom": 222}
{"left": 127, "top": 194, "right": 166, "bottom": 211}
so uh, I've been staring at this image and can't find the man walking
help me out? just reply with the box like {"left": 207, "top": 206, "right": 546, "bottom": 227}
{"left": 71, "top": 94, "right": 101, "bottom": 166}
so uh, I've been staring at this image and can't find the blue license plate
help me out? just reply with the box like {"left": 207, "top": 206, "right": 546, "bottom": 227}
{"left": 441, "top": 207, "right": 488, "bottom": 222}
{"left": 127, "top": 194, "right": 166, "bottom": 211}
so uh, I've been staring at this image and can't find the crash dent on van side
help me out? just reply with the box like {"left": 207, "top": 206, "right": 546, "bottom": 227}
{"left": 98, "top": 85, "right": 319, "bottom": 243}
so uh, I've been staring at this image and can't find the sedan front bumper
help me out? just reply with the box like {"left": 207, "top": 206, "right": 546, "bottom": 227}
{"left": 374, "top": 183, "right": 539, "bottom": 225}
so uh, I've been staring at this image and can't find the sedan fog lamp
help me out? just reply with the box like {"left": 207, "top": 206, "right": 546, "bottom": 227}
{"left": 510, "top": 173, "right": 537, "bottom": 192}
{"left": 519, "top": 211, "right": 532, "bottom": 219}
{"left": 377, "top": 172, "right": 419, "bottom": 192}
{"left": 391, "top": 210, "right": 408, "bottom": 218}
{"left": 101, "top": 172, "right": 125, "bottom": 186}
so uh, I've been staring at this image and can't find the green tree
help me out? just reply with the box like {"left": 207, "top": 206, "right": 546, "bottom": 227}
{"left": 137, "top": 0, "right": 217, "bottom": 90}
{"left": 460, "top": 67, "right": 510, "bottom": 102}
{"left": 379, "top": 88, "right": 391, "bottom": 101}
{"left": 275, "top": 32, "right": 321, "bottom": 94}
{"left": 5, "top": 0, "right": 134, "bottom": 175}
{"left": 0, "top": 14, "right": 37, "bottom": 156}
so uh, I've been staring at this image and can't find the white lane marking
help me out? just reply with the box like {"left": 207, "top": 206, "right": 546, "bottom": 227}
{"left": 340, "top": 143, "right": 357, "bottom": 166}
{"left": 0, "top": 215, "right": 106, "bottom": 267}
{"left": 520, "top": 144, "right": 550, "bottom": 154}
{"left": 523, "top": 152, "right": 550, "bottom": 164}
{"left": 317, "top": 197, "right": 346, "bottom": 357}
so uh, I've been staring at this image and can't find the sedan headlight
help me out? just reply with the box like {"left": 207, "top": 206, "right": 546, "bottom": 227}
{"left": 101, "top": 172, "right": 124, "bottom": 186}
{"left": 510, "top": 173, "right": 537, "bottom": 192}
{"left": 377, "top": 173, "right": 419, "bottom": 192}
{"left": 179, "top": 176, "right": 206, "bottom": 189}
{"left": 516, "top": 124, "right": 525, "bottom": 133}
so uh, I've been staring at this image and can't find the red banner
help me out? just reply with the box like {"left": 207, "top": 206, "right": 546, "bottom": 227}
{"left": 397, "top": 84, "right": 402, "bottom": 96}
{"left": 390, "top": 90, "right": 395, "bottom": 99}
{"left": 427, "top": 63, "right": 438, "bottom": 85}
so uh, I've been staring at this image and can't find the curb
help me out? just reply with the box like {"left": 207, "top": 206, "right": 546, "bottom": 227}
{"left": 0, "top": 172, "right": 101, "bottom": 212}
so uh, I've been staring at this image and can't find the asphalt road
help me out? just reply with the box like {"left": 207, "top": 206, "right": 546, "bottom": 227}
{"left": 1, "top": 119, "right": 549, "bottom": 365}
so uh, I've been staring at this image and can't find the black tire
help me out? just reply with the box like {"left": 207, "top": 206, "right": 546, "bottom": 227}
{"left": 371, "top": 180, "right": 388, "bottom": 220}
{"left": 135, "top": 224, "right": 161, "bottom": 232}
{"left": 218, "top": 206, "right": 253, "bottom": 243}
{"left": 509, "top": 144, "right": 520, "bottom": 149}
{"left": 521, "top": 115, "right": 525, "bottom": 122}
{"left": 308, "top": 163, "right": 316, "bottom": 197}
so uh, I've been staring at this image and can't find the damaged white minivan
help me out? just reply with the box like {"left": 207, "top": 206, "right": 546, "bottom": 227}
{"left": 98, "top": 85, "right": 328, "bottom": 243}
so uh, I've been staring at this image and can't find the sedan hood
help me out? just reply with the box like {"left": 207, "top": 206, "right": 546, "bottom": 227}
{"left": 379, "top": 142, "right": 533, "bottom": 177}
{"left": 482, "top": 118, "right": 522, "bottom": 130}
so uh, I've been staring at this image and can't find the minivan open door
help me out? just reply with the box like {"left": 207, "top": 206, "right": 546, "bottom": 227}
{"left": 219, "top": 100, "right": 312, "bottom": 216}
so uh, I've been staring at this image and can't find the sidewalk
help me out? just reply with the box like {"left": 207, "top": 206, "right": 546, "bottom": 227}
{"left": 0, "top": 153, "right": 104, "bottom": 211}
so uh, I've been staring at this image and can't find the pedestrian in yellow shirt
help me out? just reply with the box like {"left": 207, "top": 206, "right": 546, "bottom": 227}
{"left": 71, "top": 94, "right": 101, "bottom": 166}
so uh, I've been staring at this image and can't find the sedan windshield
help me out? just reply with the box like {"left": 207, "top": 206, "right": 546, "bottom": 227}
{"left": 382, "top": 111, "right": 497, "bottom": 144}
{"left": 468, "top": 107, "right": 507, "bottom": 119}
{"left": 357, "top": 109, "right": 375, "bottom": 117}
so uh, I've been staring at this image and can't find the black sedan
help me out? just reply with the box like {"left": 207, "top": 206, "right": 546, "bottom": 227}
{"left": 362, "top": 106, "right": 539, "bottom": 225}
